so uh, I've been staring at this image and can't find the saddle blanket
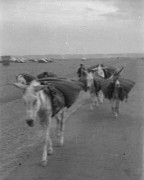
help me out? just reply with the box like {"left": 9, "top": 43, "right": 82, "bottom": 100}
{"left": 39, "top": 78, "right": 84, "bottom": 114}
{"left": 43, "top": 84, "right": 65, "bottom": 117}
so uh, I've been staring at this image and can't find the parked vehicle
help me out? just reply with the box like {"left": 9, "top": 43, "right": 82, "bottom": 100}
{"left": 10, "top": 57, "right": 26, "bottom": 63}
{"left": 19, "top": 58, "right": 26, "bottom": 63}
{"left": 28, "top": 59, "right": 37, "bottom": 62}
{"left": 46, "top": 58, "right": 53, "bottom": 62}
{"left": 38, "top": 59, "right": 48, "bottom": 63}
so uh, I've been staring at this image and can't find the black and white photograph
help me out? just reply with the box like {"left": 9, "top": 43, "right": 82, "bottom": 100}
{"left": 0, "top": 0, "right": 144, "bottom": 179}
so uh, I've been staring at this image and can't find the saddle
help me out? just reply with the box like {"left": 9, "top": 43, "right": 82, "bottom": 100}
{"left": 105, "top": 82, "right": 128, "bottom": 101}
{"left": 37, "top": 72, "right": 57, "bottom": 79}
{"left": 40, "top": 78, "right": 83, "bottom": 108}
{"left": 43, "top": 84, "right": 66, "bottom": 117}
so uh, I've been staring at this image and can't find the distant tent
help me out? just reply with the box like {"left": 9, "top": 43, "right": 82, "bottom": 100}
{"left": 46, "top": 58, "right": 53, "bottom": 62}
{"left": 81, "top": 57, "right": 86, "bottom": 61}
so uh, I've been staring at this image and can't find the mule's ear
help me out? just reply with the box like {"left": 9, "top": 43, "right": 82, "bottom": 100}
{"left": 34, "top": 85, "right": 47, "bottom": 92}
{"left": 13, "top": 83, "right": 27, "bottom": 89}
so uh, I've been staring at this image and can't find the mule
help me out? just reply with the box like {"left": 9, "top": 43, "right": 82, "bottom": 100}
{"left": 102, "top": 75, "right": 134, "bottom": 118}
{"left": 86, "top": 71, "right": 104, "bottom": 109}
{"left": 13, "top": 80, "right": 67, "bottom": 166}
{"left": 79, "top": 70, "right": 104, "bottom": 110}
{"left": 13, "top": 78, "right": 83, "bottom": 166}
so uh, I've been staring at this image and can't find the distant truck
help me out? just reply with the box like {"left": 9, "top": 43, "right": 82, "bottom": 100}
{"left": 19, "top": 58, "right": 26, "bottom": 63}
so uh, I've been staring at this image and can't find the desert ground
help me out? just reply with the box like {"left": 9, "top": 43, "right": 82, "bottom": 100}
{"left": 0, "top": 57, "right": 144, "bottom": 180}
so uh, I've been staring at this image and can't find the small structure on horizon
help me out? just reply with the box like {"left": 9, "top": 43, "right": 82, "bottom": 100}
{"left": 1, "top": 55, "right": 11, "bottom": 66}
{"left": 38, "top": 58, "right": 48, "bottom": 63}
{"left": 81, "top": 57, "right": 87, "bottom": 61}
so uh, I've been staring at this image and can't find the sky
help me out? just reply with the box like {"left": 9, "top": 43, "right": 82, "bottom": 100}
{"left": 0, "top": 0, "right": 144, "bottom": 55}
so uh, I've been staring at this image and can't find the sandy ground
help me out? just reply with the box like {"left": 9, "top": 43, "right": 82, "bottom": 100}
{"left": 2, "top": 59, "right": 144, "bottom": 180}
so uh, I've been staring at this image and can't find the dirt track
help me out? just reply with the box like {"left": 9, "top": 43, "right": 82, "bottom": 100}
{"left": 3, "top": 59, "right": 144, "bottom": 180}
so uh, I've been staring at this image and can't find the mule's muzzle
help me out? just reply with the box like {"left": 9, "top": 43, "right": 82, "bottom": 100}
{"left": 26, "top": 119, "right": 34, "bottom": 127}
{"left": 115, "top": 84, "right": 120, "bottom": 88}
{"left": 87, "top": 86, "right": 90, "bottom": 90}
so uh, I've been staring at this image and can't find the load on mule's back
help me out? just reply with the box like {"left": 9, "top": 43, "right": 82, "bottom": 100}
{"left": 37, "top": 71, "right": 57, "bottom": 79}
{"left": 16, "top": 71, "right": 57, "bottom": 85}
{"left": 16, "top": 73, "right": 35, "bottom": 85}
{"left": 13, "top": 78, "right": 84, "bottom": 166}
{"left": 87, "top": 64, "right": 117, "bottom": 79}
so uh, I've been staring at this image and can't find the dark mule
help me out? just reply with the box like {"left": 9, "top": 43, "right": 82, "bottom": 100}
{"left": 101, "top": 75, "right": 135, "bottom": 118}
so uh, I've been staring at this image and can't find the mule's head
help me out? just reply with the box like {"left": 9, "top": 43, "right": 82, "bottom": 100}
{"left": 16, "top": 75, "right": 27, "bottom": 85}
{"left": 113, "top": 76, "right": 121, "bottom": 88}
{"left": 115, "top": 79, "right": 121, "bottom": 88}
{"left": 13, "top": 80, "right": 46, "bottom": 127}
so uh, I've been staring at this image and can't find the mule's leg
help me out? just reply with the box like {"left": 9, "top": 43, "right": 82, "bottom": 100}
{"left": 94, "top": 95, "right": 99, "bottom": 107}
{"left": 98, "top": 90, "right": 104, "bottom": 104}
{"left": 55, "top": 115, "right": 61, "bottom": 138}
{"left": 90, "top": 93, "right": 99, "bottom": 110}
{"left": 59, "top": 110, "right": 65, "bottom": 146}
{"left": 111, "top": 99, "right": 119, "bottom": 118}
{"left": 111, "top": 100, "right": 115, "bottom": 113}
{"left": 42, "top": 115, "right": 53, "bottom": 166}
{"left": 55, "top": 110, "right": 65, "bottom": 146}
{"left": 89, "top": 93, "right": 94, "bottom": 110}
{"left": 115, "top": 99, "right": 120, "bottom": 117}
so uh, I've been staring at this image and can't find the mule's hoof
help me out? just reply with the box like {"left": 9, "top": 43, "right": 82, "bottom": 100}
{"left": 47, "top": 148, "right": 53, "bottom": 155}
{"left": 59, "top": 140, "right": 64, "bottom": 146}
{"left": 57, "top": 139, "right": 64, "bottom": 147}
{"left": 41, "top": 160, "right": 47, "bottom": 167}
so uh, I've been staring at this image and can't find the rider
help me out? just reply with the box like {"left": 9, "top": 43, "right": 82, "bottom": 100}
{"left": 77, "top": 64, "right": 86, "bottom": 78}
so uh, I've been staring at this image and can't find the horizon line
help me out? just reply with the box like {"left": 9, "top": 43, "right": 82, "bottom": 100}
{"left": 1, "top": 52, "right": 144, "bottom": 57}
